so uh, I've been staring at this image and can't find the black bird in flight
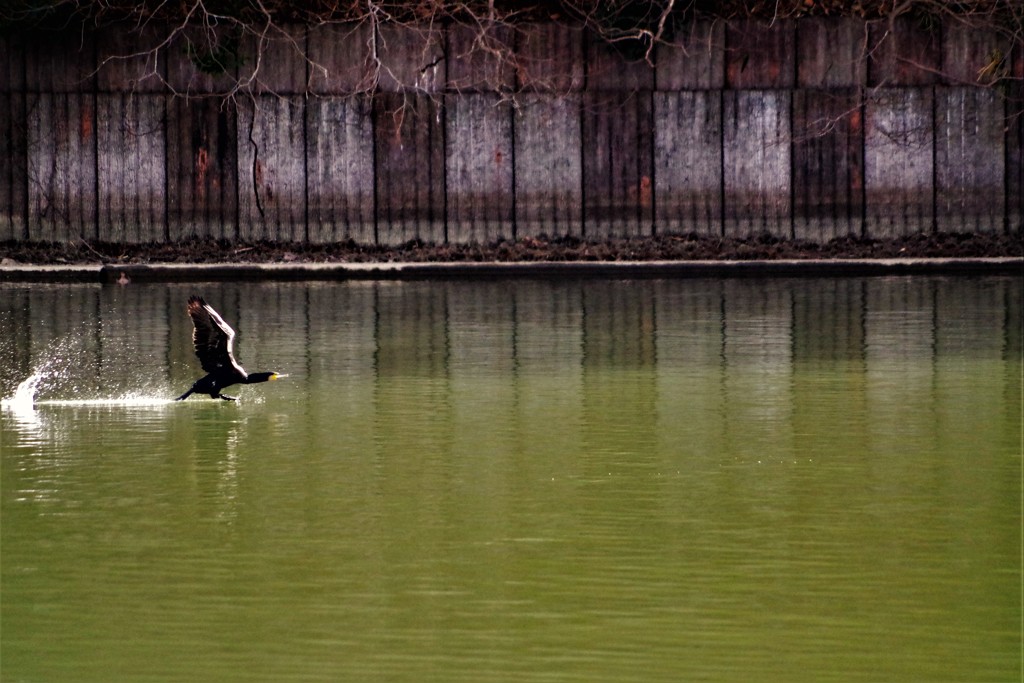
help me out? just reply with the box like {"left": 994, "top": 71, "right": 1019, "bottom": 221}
{"left": 176, "top": 296, "right": 286, "bottom": 401}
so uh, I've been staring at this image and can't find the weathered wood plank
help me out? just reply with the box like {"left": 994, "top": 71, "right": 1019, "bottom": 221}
{"left": 0, "top": 93, "right": 27, "bottom": 240}
{"left": 376, "top": 23, "right": 445, "bottom": 93}
{"left": 446, "top": 93, "right": 513, "bottom": 243}
{"left": 166, "top": 97, "right": 239, "bottom": 240}
{"left": 165, "top": 28, "right": 240, "bottom": 95}
{"left": 582, "top": 91, "right": 654, "bottom": 238}
{"left": 935, "top": 87, "right": 1003, "bottom": 233}
{"left": 448, "top": 23, "right": 514, "bottom": 92}
{"left": 513, "top": 93, "right": 583, "bottom": 237}
{"left": 1011, "top": 112, "right": 1023, "bottom": 233}
{"left": 237, "top": 96, "right": 307, "bottom": 242}
{"left": 2, "top": 17, "right": 1018, "bottom": 246}
{"left": 653, "top": 91, "right": 722, "bottom": 235}
{"left": 374, "top": 93, "right": 445, "bottom": 245}
{"left": 97, "top": 94, "right": 167, "bottom": 242}
{"left": 586, "top": 33, "right": 654, "bottom": 91}
{"left": 868, "top": 16, "right": 939, "bottom": 86}
{"left": 792, "top": 89, "right": 864, "bottom": 240}
{"left": 96, "top": 23, "right": 166, "bottom": 93}
{"left": 23, "top": 29, "right": 95, "bottom": 93}
{"left": 26, "top": 93, "right": 97, "bottom": 241}
{"left": 308, "top": 21, "right": 375, "bottom": 94}
{"left": 723, "top": 90, "right": 791, "bottom": 237}
{"left": 656, "top": 19, "right": 725, "bottom": 90}
{"left": 243, "top": 24, "right": 308, "bottom": 95}
{"left": 306, "top": 96, "right": 375, "bottom": 244}
{"left": 0, "top": 31, "right": 26, "bottom": 92}
{"left": 797, "top": 17, "right": 866, "bottom": 88}
{"left": 514, "top": 23, "right": 584, "bottom": 92}
{"left": 1006, "top": 45, "right": 1023, "bottom": 233}
{"left": 726, "top": 19, "right": 795, "bottom": 89}
{"left": 941, "top": 20, "right": 1008, "bottom": 86}
{"left": 864, "top": 88, "right": 934, "bottom": 236}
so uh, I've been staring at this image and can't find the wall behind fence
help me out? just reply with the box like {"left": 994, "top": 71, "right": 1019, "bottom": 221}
{"left": 0, "top": 17, "right": 1021, "bottom": 245}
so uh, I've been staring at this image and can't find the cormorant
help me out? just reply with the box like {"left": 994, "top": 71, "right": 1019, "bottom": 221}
{"left": 176, "top": 296, "right": 285, "bottom": 401}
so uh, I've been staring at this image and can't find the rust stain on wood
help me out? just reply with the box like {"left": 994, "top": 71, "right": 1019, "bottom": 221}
{"left": 79, "top": 105, "right": 93, "bottom": 140}
{"left": 639, "top": 175, "right": 652, "bottom": 208}
{"left": 5, "top": 18, "right": 1016, "bottom": 244}
{"left": 195, "top": 147, "right": 209, "bottom": 198}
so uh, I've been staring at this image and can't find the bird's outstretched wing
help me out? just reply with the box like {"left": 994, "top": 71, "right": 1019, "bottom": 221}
{"left": 187, "top": 296, "right": 244, "bottom": 375}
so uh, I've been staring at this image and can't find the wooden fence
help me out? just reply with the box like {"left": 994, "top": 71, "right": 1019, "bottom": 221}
{"left": 0, "top": 17, "right": 1021, "bottom": 245}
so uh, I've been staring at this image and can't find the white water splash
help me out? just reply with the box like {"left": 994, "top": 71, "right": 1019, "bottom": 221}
{"left": 1, "top": 334, "right": 84, "bottom": 411}
{"left": 33, "top": 396, "right": 173, "bottom": 408}
{"left": 2, "top": 376, "right": 174, "bottom": 411}
{"left": 1, "top": 371, "right": 48, "bottom": 433}
{"left": 2, "top": 340, "right": 173, "bottom": 411}
{"left": 2, "top": 371, "right": 46, "bottom": 409}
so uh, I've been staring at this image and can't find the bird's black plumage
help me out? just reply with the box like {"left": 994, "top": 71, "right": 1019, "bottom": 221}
{"left": 176, "top": 296, "right": 284, "bottom": 401}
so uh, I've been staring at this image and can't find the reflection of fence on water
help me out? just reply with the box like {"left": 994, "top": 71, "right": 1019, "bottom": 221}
{"left": 1, "top": 278, "right": 1019, "bottom": 534}
{"left": 1, "top": 278, "right": 1020, "bottom": 400}
{"left": 0, "top": 18, "right": 1020, "bottom": 244}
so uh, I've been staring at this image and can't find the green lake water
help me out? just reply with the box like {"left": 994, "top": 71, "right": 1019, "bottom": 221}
{"left": 1, "top": 276, "right": 1021, "bottom": 682}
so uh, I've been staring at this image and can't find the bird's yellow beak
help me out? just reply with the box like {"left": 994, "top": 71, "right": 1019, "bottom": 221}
{"left": 270, "top": 373, "right": 288, "bottom": 381}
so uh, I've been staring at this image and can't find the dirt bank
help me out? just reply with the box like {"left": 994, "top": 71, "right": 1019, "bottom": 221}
{"left": 1, "top": 231, "right": 1022, "bottom": 267}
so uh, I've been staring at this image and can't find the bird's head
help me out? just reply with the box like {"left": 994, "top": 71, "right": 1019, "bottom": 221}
{"left": 248, "top": 372, "right": 288, "bottom": 384}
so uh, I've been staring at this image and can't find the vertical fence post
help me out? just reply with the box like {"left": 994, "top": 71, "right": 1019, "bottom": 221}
{"left": 864, "top": 17, "right": 938, "bottom": 237}
{"left": 24, "top": 30, "right": 97, "bottom": 242}
{"left": 96, "top": 24, "right": 167, "bottom": 244}
{"left": 165, "top": 26, "right": 241, "bottom": 241}
{"left": 445, "top": 24, "right": 514, "bottom": 244}
{"left": 513, "top": 23, "right": 584, "bottom": 239}
{"left": 792, "top": 17, "right": 866, "bottom": 240}
{"left": 373, "top": 24, "right": 446, "bottom": 246}
{"left": 582, "top": 36, "right": 654, "bottom": 238}
{"left": 0, "top": 31, "right": 27, "bottom": 241}
{"left": 723, "top": 19, "right": 794, "bottom": 238}
{"left": 1009, "top": 44, "right": 1024, "bottom": 233}
{"left": 654, "top": 20, "right": 725, "bottom": 237}
{"left": 236, "top": 26, "right": 308, "bottom": 243}
{"left": 2, "top": 16, "right": 1018, "bottom": 247}
{"left": 307, "top": 21, "right": 376, "bottom": 245}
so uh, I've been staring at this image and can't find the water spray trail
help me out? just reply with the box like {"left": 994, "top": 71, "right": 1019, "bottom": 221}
{"left": 3, "top": 372, "right": 46, "bottom": 408}
{"left": 2, "top": 334, "right": 90, "bottom": 409}
{"left": 3, "top": 332, "right": 180, "bottom": 410}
